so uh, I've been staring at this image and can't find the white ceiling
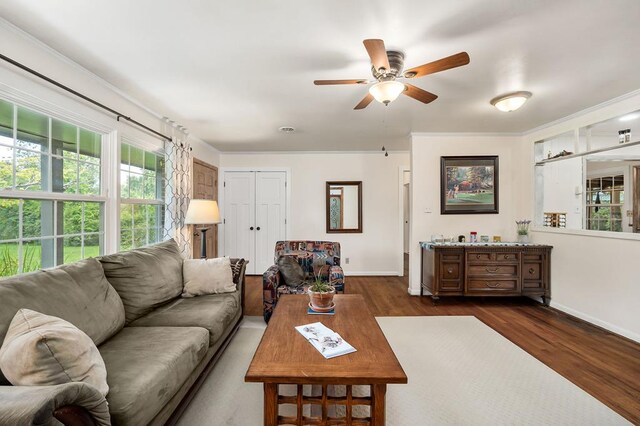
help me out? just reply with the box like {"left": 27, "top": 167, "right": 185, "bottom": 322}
{"left": 1, "top": 0, "right": 639, "bottom": 152}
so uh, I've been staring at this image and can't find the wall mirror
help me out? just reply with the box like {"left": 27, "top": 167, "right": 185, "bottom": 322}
{"left": 326, "top": 181, "right": 362, "bottom": 233}
{"left": 534, "top": 109, "right": 640, "bottom": 234}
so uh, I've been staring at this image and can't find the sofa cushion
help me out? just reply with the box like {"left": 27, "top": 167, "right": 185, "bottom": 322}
{"left": 99, "top": 326, "right": 208, "bottom": 426}
{"left": 98, "top": 239, "right": 184, "bottom": 324}
{"left": 277, "top": 255, "right": 306, "bottom": 287}
{"left": 129, "top": 292, "right": 240, "bottom": 346}
{"left": 0, "top": 309, "right": 109, "bottom": 396}
{"left": 182, "top": 257, "right": 235, "bottom": 297}
{"left": 0, "top": 257, "right": 125, "bottom": 349}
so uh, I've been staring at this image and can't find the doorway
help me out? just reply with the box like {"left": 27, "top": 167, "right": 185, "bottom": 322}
{"left": 191, "top": 158, "right": 218, "bottom": 259}
{"left": 398, "top": 167, "right": 410, "bottom": 277}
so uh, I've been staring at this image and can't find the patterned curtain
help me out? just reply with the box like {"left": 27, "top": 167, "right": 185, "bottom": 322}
{"left": 163, "top": 122, "right": 192, "bottom": 257}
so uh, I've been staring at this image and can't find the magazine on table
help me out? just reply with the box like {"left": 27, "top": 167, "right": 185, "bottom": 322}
{"left": 295, "top": 322, "right": 356, "bottom": 359}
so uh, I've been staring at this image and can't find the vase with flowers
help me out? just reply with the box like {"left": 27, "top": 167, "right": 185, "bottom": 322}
{"left": 516, "top": 220, "right": 531, "bottom": 244}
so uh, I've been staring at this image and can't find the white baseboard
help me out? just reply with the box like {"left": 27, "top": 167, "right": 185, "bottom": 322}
{"left": 344, "top": 271, "right": 400, "bottom": 276}
{"left": 408, "top": 287, "right": 422, "bottom": 296}
{"left": 551, "top": 301, "right": 640, "bottom": 343}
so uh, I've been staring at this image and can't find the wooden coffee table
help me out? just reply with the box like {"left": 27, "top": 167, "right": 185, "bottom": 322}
{"left": 245, "top": 294, "right": 407, "bottom": 425}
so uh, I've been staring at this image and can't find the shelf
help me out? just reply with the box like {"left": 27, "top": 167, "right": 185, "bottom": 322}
{"left": 535, "top": 139, "right": 640, "bottom": 165}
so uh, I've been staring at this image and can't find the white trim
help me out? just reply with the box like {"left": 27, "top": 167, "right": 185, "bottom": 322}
{"left": 524, "top": 89, "right": 640, "bottom": 136}
{"left": 0, "top": 17, "right": 167, "bottom": 124}
{"left": 550, "top": 301, "right": 640, "bottom": 343}
{"left": 408, "top": 287, "right": 421, "bottom": 296}
{"left": 0, "top": 83, "right": 112, "bottom": 135}
{"left": 0, "top": 190, "right": 107, "bottom": 202}
{"left": 344, "top": 271, "right": 400, "bottom": 276}
{"left": 218, "top": 167, "right": 292, "bottom": 257}
{"left": 531, "top": 226, "right": 640, "bottom": 241}
{"left": 410, "top": 131, "right": 523, "bottom": 138}
{"left": 219, "top": 150, "right": 410, "bottom": 155}
{"left": 397, "top": 166, "right": 410, "bottom": 276}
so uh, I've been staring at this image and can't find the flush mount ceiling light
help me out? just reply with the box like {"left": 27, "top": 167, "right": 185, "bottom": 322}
{"left": 369, "top": 81, "right": 406, "bottom": 105}
{"left": 490, "top": 91, "right": 532, "bottom": 112}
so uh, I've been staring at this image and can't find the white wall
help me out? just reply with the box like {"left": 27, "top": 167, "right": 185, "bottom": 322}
{"left": 220, "top": 152, "right": 410, "bottom": 275}
{"left": 409, "top": 134, "right": 526, "bottom": 294}
{"left": 0, "top": 19, "right": 219, "bottom": 165}
{"left": 524, "top": 90, "right": 640, "bottom": 342}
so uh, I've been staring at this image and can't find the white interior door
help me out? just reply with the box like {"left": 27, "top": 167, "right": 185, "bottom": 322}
{"left": 223, "top": 172, "right": 255, "bottom": 273}
{"left": 255, "top": 171, "right": 287, "bottom": 274}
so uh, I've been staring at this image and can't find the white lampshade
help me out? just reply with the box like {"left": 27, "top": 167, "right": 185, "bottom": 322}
{"left": 185, "top": 199, "right": 221, "bottom": 224}
{"left": 369, "top": 81, "right": 405, "bottom": 105}
{"left": 490, "top": 91, "right": 532, "bottom": 112}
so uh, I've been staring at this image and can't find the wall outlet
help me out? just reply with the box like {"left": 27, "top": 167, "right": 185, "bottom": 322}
{"left": 345, "top": 257, "right": 350, "bottom": 264}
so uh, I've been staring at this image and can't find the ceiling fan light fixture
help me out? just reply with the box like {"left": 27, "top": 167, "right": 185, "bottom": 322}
{"left": 369, "top": 81, "right": 405, "bottom": 105}
{"left": 490, "top": 91, "right": 532, "bottom": 112}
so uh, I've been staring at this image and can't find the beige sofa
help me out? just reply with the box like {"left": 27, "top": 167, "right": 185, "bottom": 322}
{"left": 0, "top": 239, "right": 246, "bottom": 426}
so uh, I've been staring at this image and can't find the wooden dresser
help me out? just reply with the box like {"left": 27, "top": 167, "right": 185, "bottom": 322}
{"left": 420, "top": 243, "right": 552, "bottom": 305}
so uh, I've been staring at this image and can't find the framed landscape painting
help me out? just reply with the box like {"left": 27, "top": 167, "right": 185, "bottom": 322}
{"left": 440, "top": 156, "right": 499, "bottom": 214}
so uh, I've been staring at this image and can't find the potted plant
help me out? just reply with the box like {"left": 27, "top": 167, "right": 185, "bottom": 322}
{"left": 307, "top": 266, "right": 336, "bottom": 310}
{"left": 516, "top": 219, "right": 531, "bottom": 244}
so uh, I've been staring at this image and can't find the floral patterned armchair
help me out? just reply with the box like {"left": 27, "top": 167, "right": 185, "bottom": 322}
{"left": 263, "top": 241, "right": 345, "bottom": 322}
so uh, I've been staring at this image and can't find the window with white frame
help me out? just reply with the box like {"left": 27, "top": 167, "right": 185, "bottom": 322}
{"left": 119, "top": 142, "right": 165, "bottom": 250}
{"left": 585, "top": 174, "right": 624, "bottom": 232}
{"left": 0, "top": 98, "right": 104, "bottom": 277}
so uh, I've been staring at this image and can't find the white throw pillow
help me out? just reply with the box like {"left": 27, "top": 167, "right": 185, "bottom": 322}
{"left": 182, "top": 257, "right": 236, "bottom": 297}
{"left": 0, "top": 309, "right": 109, "bottom": 396}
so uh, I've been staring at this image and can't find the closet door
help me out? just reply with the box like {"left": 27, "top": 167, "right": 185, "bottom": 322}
{"left": 255, "top": 172, "right": 287, "bottom": 274}
{"left": 223, "top": 172, "right": 256, "bottom": 273}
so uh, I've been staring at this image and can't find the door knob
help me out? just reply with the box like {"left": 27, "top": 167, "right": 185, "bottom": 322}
{"left": 250, "top": 226, "right": 254, "bottom": 230}
{"left": 257, "top": 226, "right": 261, "bottom": 231}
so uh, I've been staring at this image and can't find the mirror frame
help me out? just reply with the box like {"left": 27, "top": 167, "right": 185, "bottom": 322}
{"left": 326, "top": 181, "right": 363, "bottom": 233}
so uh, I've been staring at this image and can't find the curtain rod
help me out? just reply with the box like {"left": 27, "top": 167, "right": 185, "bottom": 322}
{"left": 0, "top": 53, "right": 173, "bottom": 142}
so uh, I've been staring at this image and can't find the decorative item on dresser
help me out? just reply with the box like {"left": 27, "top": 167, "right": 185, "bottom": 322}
{"left": 420, "top": 243, "right": 552, "bottom": 306}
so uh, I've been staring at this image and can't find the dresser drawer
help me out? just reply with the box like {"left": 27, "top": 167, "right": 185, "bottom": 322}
{"left": 467, "top": 279, "right": 519, "bottom": 291}
{"left": 440, "top": 262, "right": 461, "bottom": 280}
{"left": 523, "top": 263, "right": 542, "bottom": 280}
{"left": 468, "top": 252, "right": 493, "bottom": 262}
{"left": 467, "top": 264, "right": 518, "bottom": 277}
{"left": 496, "top": 252, "right": 519, "bottom": 262}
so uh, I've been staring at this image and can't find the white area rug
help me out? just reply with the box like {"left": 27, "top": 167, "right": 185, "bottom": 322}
{"left": 178, "top": 316, "right": 630, "bottom": 425}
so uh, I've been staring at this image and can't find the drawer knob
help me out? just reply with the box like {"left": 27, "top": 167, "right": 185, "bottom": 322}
{"left": 485, "top": 281, "right": 500, "bottom": 288}
{"left": 485, "top": 266, "right": 500, "bottom": 273}
{"left": 476, "top": 255, "right": 481, "bottom": 259}
{"left": 529, "top": 267, "right": 535, "bottom": 274}
{"left": 504, "top": 255, "right": 509, "bottom": 259}
{"left": 447, "top": 267, "right": 453, "bottom": 274}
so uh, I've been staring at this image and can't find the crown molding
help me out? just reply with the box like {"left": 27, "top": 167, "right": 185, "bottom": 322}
{"left": 0, "top": 17, "right": 209, "bottom": 146}
{"left": 219, "top": 150, "right": 410, "bottom": 155}
{"left": 523, "top": 88, "right": 640, "bottom": 136}
{"left": 410, "top": 131, "right": 523, "bottom": 138}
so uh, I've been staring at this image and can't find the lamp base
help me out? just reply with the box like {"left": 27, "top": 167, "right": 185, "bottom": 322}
{"left": 196, "top": 227, "right": 209, "bottom": 259}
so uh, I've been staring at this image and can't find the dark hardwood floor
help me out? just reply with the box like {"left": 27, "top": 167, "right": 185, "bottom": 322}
{"left": 243, "top": 270, "right": 640, "bottom": 424}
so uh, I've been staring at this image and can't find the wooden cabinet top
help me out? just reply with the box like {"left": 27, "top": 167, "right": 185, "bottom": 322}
{"left": 420, "top": 242, "right": 552, "bottom": 250}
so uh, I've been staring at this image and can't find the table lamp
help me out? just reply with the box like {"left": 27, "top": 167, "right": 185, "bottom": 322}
{"left": 184, "top": 199, "right": 221, "bottom": 259}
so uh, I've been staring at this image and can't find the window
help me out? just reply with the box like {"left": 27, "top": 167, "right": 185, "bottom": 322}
{"left": 586, "top": 175, "right": 624, "bottom": 232}
{"left": 0, "top": 99, "right": 104, "bottom": 277}
{"left": 119, "top": 143, "right": 165, "bottom": 250}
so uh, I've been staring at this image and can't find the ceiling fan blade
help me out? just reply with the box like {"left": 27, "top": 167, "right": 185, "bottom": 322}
{"left": 404, "top": 52, "right": 470, "bottom": 78}
{"left": 403, "top": 84, "right": 438, "bottom": 104}
{"left": 314, "top": 79, "right": 368, "bottom": 85}
{"left": 363, "top": 39, "right": 391, "bottom": 73}
{"left": 354, "top": 93, "right": 374, "bottom": 110}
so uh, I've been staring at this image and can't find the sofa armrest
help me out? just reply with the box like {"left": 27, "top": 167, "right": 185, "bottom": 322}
{"left": 230, "top": 258, "right": 247, "bottom": 312}
{"left": 0, "top": 382, "right": 110, "bottom": 426}
{"left": 262, "top": 265, "right": 281, "bottom": 322}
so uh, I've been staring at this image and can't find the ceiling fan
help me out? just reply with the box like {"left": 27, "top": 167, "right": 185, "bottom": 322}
{"left": 314, "top": 39, "right": 470, "bottom": 110}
